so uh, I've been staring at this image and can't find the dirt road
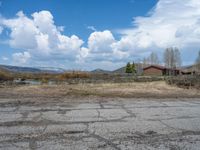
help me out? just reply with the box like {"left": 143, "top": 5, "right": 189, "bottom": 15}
{"left": 0, "top": 97, "right": 200, "bottom": 150}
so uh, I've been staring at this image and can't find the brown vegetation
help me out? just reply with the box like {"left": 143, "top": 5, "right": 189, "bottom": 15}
{"left": 166, "top": 75, "right": 200, "bottom": 89}
{"left": 57, "top": 71, "right": 91, "bottom": 80}
{"left": 0, "top": 70, "right": 14, "bottom": 81}
{"left": 0, "top": 81, "right": 199, "bottom": 99}
{"left": 0, "top": 70, "right": 92, "bottom": 83}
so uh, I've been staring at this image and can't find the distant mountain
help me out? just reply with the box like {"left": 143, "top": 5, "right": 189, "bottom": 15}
{"left": 113, "top": 63, "right": 150, "bottom": 75}
{"left": 112, "top": 66, "right": 126, "bottom": 74}
{"left": 0, "top": 66, "right": 11, "bottom": 73}
{"left": 91, "top": 69, "right": 111, "bottom": 74}
{"left": 0, "top": 65, "right": 65, "bottom": 74}
{"left": 0, "top": 63, "right": 162, "bottom": 75}
{"left": 38, "top": 67, "right": 66, "bottom": 73}
{"left": 0, "top": 65, "right": 42, "bottom": 73}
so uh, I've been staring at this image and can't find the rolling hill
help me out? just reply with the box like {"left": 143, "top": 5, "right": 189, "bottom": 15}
{"left": 0, "top": 65, "right": 65, "bottom": 74}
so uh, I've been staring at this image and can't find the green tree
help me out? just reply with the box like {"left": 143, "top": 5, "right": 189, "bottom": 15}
{"left": 132, "top": 61, "right": 136, "bottom": 74}
{"left": 125, "top": 62, "right": 133, "bottom": 74}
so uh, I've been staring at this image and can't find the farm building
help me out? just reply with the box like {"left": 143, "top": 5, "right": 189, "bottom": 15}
{"left": 143, "top": 65, "right": 181, "bottom": 76}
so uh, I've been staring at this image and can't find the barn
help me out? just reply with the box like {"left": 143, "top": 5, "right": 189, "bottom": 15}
{"left": 143, "top": 65, "right": 181, "bottom": 76}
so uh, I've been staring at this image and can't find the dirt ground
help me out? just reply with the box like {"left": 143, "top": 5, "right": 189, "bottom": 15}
{"left": 0, "top": 81, "right": 199, "bottom": 100}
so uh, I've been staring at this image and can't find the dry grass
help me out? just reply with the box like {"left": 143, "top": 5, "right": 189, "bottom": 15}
{"left": 0, "top": 70, "right": 14, "bottom": 81}
{"left": 57, "top": 72, "right": 91, "bottom": 80}
{"left": 1, "top": 81, "right": 200, "bottom": 99}
{"left": 65, "top": 81, "right": 200, "bottom": 98}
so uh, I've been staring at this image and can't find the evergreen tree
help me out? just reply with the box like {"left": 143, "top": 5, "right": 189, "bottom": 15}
{"left": 132, "top": 61, "right": 136, "bottom": 74}
{"left": 125, "top": 62, "right": 133, "bottom": 73}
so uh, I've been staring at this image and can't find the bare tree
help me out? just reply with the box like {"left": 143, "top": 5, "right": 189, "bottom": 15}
{"left": 164, "top": 47, "right": 181, "bottom": 69}
{"left": 142, "top": 57, "right": 148, "bottom": 65}
{"left": 164, "top": 48, "right": 171, "bottom": 68}
{"left": 149, "top": 52, "right": 159, "bottom": 65}
{"left": 174, "top": 48, "right": 181, "bottom": 68}
{"left": 143, "top": 52, "right": 160, "bottom": 66}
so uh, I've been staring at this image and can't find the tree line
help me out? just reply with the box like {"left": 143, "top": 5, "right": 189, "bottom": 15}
{"left": 126, "top": 47, "right": 200, "bottom": 74}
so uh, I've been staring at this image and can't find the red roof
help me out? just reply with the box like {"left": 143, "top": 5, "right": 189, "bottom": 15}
{"left": 143, "top": 65, "right": 166, "bottom": 71}
{"left": 143, "top": 65, "right": 181, "bottom": 71}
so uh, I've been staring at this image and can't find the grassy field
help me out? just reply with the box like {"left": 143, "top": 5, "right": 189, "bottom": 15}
{"left": 0, "top": 81, "right": 199, "bottom": 99}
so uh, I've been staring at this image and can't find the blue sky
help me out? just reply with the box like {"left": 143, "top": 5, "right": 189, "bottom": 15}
{"left": 0, "top": 0, "right": 200, "bottom": 70}
{"left": 0, "top": 0, "right": 157, "bottom": 37}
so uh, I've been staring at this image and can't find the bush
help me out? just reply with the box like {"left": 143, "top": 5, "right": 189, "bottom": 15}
{"left": 58, "top": 71, "right": 91, "bottom": 80}
{"left": 166, "top": 75, "right": 200, "bottom": 89}
{"left": 0, "top": 70, "right": 14, "bottom": 81}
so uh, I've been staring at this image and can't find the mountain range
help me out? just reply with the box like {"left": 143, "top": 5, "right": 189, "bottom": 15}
{"left": 0, "top": 64, "right": 197, "bottom": 74}
{"left": 0, "top": 65, "right": 65, "bottom": 74}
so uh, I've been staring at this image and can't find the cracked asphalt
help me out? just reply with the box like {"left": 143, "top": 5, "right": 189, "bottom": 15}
{"left": 0, "top": 98, "right": 200, "bottom": 150}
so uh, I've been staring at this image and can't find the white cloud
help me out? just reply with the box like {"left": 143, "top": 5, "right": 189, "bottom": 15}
{"left": 81, "top": 0, "right": 200, "bottom": 65}
{"left": 88, "top": 30, "right": 115, "bottom": 53}
{"left": 12, "top": 51, "right": 31, "bottom": 65}
{"left": 87, "top": 26, "right": 97, "bottom": 31}
{"left": 118, "top": 0, "right": 200, "bottom": 51}
{"left": 35, "top": 33, "right": 50, "bottom": 54}
{"left": 76, "top": 47, "right": 89, "bottom": 63}
{"left": 79, "top": 30, "right": 129, "bottom": 62}
{"left": 1, "top": 10, "right": 83, "bottom": 61}
{"left": 3, "top": 11, "right": 38, "bottom": 49}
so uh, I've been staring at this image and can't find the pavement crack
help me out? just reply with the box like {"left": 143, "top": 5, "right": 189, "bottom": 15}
{"left": 89, "top": 133, "right": 121, "bottom": 150}
{"left": 121, "top": 104, "right": 136, "bottom": 118}
{"left": 158, "top": 119, "right": 185, "bottom": 132}
{"left": 99, "top": 102, "right": 105, "bottom": 109}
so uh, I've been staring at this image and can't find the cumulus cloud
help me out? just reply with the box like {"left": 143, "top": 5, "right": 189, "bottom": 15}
{"left": 78, "top": 30, "right": 129, "bottom": 62}
{"left": 12, "top": 51, "right": 31, "bottom": 64}
{"left": 88, "top": 30, "right": 115, "bottom": 53}
{"left": 118, "top": 0, "right": 200, "bottom": 51}
{"left": 81, "top": 0, "right": 200, "bottom": 65}
{"left": 1, "top": 10, "right": 83, "bottom": 61}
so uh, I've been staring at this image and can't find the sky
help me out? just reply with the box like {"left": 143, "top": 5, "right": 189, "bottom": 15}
{"left": 0, "top": 0, "right": 200, "bottom": 70}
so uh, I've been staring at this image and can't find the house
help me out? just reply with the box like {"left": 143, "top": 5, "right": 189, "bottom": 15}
{"left": 143, "top": 65, "right": 181, "bottom": 76}
{"left": 181, "top": 64, "right": 200, "bottom": 75}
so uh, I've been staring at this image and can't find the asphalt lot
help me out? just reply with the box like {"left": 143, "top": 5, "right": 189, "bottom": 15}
{"left": 0, "top": 98, "right": 200, "bottom": 150}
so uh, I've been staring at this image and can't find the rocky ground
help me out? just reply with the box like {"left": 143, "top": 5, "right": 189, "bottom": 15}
{"left": 0, "top": 97, "right": 200, "bottom": 150}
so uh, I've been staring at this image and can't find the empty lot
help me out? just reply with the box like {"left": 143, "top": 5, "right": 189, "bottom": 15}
{"left": 0, "top": 81, "right": 200, "bottom": 99}
{"left": 0, "top": 82, "right": 200, "bottom": 149}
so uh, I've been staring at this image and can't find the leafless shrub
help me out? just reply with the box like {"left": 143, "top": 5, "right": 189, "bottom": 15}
{"left": 166, "top": 75, "right": 200, "bottom": 89}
